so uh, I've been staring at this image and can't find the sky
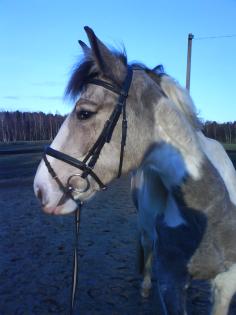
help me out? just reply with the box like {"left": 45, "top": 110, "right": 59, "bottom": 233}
{"left": 0, "top": 0, "right": 236, "bottom": 122}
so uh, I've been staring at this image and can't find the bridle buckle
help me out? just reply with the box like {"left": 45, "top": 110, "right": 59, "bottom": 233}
{"left": 120, "top": 90, "right": 128, "bottom": 98}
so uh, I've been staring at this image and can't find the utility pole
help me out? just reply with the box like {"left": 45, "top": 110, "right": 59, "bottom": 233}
{"left": 186, "top": 33, "right": 194, "bottom": 91}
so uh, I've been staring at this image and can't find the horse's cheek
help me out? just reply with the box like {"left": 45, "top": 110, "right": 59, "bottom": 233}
{"left": 76, "top": 122, "right": 97, "bottom": 155}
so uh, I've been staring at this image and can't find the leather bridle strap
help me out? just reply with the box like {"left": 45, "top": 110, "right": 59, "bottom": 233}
{"left": 43, "top": 153, "right": 68, "bottom": 194}
{"left": 45, "top": 146, "right": 107, "bottom": 190}
{"left": 44, "top": 65, "right": 133, "bottom": 195}
{"left": 84, "top": 66, "right": 133, "bottom": 178}
{"left": 85, "top": 78, "right": 121, "bottom": 95}
{"left": 42, "top": 64, "right": 168, "bottom": 315}
{"left": 116, "top": 67, "right": 133, "bottom": 177}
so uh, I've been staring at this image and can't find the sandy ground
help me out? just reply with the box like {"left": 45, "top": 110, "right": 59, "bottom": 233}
{"left": 1, "top": 172, "right": 236, "bottom": 314}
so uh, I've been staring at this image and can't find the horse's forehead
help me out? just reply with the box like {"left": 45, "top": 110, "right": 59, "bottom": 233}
{"left": 79, "top": 84, "right": 116, "bottom": 106}
{"left": 83, "top": 84, "right": 101, "bottom": 98}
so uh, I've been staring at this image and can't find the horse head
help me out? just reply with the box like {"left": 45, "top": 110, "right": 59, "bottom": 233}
{"left": 33, "top": 27, "right": 161, "bottom": 215}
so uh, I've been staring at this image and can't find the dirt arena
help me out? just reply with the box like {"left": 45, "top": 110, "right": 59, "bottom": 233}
{"left": 1, "top": 154, "right": 236, "bottom": 314}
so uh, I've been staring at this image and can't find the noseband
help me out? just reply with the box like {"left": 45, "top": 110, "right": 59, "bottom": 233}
{"left": 43, "top": 65, "right": 133, "bottom": 203}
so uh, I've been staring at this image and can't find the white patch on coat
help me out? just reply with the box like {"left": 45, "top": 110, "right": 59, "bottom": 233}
{"left": 211, "top": 264, "right": 236, "bottom": 315}
{"left": 34, "top": 115, "right": 71, "bottom": 185}
{"left": 197, "top": 132, "right": 236, "bottom": 205}
{"left": 33, "top": 115, "right": 75, "bottom": 211}
{"left": 50, "top": 115, "right": 70, "bottom": 150}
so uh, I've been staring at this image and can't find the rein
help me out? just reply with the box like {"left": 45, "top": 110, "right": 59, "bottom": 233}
{"left": 43, "top": 65, "right": 133, "bottom": 314}
{"left": 70, "top": 204, "right": 82, "bottom": 315}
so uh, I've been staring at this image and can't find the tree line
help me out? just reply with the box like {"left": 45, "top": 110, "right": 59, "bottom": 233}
{"left": 204, "top": 121, "right": 236, "bottom": 144}
{"left": 0, "top": 110, "right": 236, "bottom": 143}
{"left": 0, "top": 111, "right": 65, "bottom": 142}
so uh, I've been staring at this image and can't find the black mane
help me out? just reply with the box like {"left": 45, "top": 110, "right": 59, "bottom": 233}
{"left": 131, "top": 62, "right": 166, "bottom": 85}
{"left": 64, "top": 49, "right": 165, "bottom": 101}
{"left": 64, "top": 58, "right": 98, "bottom": 100}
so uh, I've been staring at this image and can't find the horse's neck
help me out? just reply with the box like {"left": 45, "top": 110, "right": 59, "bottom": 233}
{"left": 136, "top": 83, "right": 235, "bottom": 215}
{"left": 153, "top": 96, "right": 204, "bottom": 181}
{"left": 154, "top": 77, "right": 236, "bottom": 206}
{"left": 159, "top": 75, "right": 201, "bottom": 129}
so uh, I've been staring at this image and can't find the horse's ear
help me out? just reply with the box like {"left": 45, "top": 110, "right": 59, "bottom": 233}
{"left": 84, "top": 26, "right": 126, "bottom": 82}
{"left": 78, "top": 40, "right": 91, "bottom": 55}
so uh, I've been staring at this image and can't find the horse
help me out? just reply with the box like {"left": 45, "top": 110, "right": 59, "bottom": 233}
{"left": 34, "top": 27, "right": 236, "bottom": 315}
{"left": 132, "top": 72, "right": 236, "bottom": 300}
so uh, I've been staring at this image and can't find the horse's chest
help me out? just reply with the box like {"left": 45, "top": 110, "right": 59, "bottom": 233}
{"left": 156, "top": 206, "right": 207, "bottom": 275}
{"left": 187, "top": 235, "right": 226, "bottom": 279}
{"left": 187, "top": 203, "right": 236, "bottom": 280}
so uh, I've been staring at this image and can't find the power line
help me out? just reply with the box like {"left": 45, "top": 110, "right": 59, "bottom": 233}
{"left": 194, "top": 34, "right": 236, "bottom": 41}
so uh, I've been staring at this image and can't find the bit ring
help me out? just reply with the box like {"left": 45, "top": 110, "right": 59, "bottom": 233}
{"left": 67, "top": 174, "right": 90, "bottom": 193}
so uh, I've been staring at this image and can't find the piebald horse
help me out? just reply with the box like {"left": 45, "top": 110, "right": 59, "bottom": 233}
{"left": 132, "top": 73, "right": 236, "bottom": 303}
{"left": 34, "top": 27, "right": 236, "bottom": 315}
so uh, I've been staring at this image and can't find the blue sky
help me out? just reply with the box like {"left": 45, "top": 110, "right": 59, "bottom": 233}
{"left": 0, "top": 0, "right": 236, "bottom": 122}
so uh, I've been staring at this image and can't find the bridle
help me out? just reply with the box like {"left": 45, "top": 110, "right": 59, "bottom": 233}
{"left": 42, "top": 65, "right": 133, "bottom": 314}
{"left": 43, "top": 65, "right": 133, "bottom": 204}
{"left": 42, "top": 63, "right": 168, "bottom": 315}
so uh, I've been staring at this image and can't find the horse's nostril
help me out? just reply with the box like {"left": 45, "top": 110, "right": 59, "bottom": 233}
{"left": 35, "top": 186, "right": 46, "bottom": 207}
{"left": 37, "top": 188, "right": 43, "bottom": 202}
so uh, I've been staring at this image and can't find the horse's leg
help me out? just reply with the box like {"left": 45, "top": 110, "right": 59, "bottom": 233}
{"left": 211, "top": 264, "right": 236, "bottom": 315}
{"left": 136, "top": 232, "right": 144, "bottom": 274}
{"left": 140, "top": 231, "right": 154, "bottom": 298}
{"left": 131, "top": 164, "right": 167, "bottom": 298}
{"left": 159, "top": 279, "right": 188, "bottom": 315}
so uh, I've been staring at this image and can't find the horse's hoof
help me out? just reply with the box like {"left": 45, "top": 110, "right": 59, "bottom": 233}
{"left": 140, "top": 281, "right": 152, "bottom": 298}
{"left": 140, "top": 277, "right": 152, "bottom": 299}
{"left": 140, "top": 287, "right": 151, "bottom": 298}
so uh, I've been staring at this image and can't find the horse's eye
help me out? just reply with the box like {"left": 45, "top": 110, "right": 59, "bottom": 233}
{"left": 76, "top": 110, "right": 95, "bottom": 120}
